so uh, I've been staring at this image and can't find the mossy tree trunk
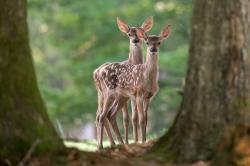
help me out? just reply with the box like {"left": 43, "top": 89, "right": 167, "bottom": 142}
{"left": 153, "top": 0, "right": 250, "bottom": 163}
{"left": 0, "top": 0, "right": 63, "bottom": 163}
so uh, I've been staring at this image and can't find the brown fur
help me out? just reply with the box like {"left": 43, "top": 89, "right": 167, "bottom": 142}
{"left": 96, "top": 26, "right": 171, "bottom": 149}
{"left": 94, "top": 17, "right": 154, "bottom": 149}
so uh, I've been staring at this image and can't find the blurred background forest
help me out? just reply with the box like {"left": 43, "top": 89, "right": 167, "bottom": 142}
{"left": 27, "top": 0, "right": 191, "bottom": 141}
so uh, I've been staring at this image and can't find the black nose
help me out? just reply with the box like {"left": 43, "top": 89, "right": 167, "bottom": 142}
{"left": 150, "top": 48, "right": 158, "bottom": 52}
{"left": 132, "top": 39, "right": 139, "bottom": 43}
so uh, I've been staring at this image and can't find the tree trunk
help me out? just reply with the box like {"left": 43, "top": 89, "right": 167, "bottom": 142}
{"left": 153, "top": 0, "right": 250, "bottom": 163}
{"left": 212, "top": 125, "right": 250, "bottom": 166}
{"left": 0, "top": 0, "right": 63, "bottom": 163}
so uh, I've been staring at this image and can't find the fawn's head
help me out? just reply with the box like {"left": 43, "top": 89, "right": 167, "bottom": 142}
{"left": 116, "top": 16, "right": 153, "bottom": 45}
{"left": 136, "top": 25, "right": 171, "bottom": 54}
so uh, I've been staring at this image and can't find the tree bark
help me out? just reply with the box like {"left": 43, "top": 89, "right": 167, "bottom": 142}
{"left": 0, "top": 0, "right": 63, "bottom": 163}
{"left": 212, "top": 125, "right": 250, "bottom": 166}
{"left": 153, "top": 0, "right": 250, "bottom": 163}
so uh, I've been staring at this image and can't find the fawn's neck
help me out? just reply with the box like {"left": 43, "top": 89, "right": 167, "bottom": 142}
{"left": 127, "top": 44, "right": 143, "bottom": 65}
{"left": 144, "top": 49, "right": 159, "bottom": 89}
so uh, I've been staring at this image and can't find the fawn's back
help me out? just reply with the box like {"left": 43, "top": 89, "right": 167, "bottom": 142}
{"left": 100, "top": 63, "right": 144, "bottom": 91}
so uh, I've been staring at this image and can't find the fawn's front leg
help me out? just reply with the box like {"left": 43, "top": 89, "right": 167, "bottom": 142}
{"left": 143, "top": 98, "right": 150, "bottom": 142}
{"left": 122, "top": 103, "right": 129, "bottom": 144}
{"left": 136, "top": 97, "right": 146, "bottom": 143}
{"left": 131, "top": 100, "right": 138, "bottom": 142}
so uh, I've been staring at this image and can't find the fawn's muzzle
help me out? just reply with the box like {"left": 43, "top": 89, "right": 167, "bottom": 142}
{"left": 150, "top": 48, "right": 158, "bottom": 52}
{"left": 132, "top": 39, "right": 139, "bottom": 43}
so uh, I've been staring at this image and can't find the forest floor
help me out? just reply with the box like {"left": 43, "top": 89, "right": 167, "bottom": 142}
{"left": 26, "top": 140, "right": 208, "bottom": 166}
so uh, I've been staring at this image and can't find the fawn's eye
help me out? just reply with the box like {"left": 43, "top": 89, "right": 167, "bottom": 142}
{"left": 158, "top": 42, "right": 161, "bottom": 45}
{"left": 146, "top": 42, "right": 149, "bottom": 45}
{"left": 128, "top": 33, "right": 131, "bottom": 36}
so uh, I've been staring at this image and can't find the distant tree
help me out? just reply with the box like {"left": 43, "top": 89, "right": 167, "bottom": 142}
{"left": 153, "top": 0, "right": 250, "bottom": 163}
{"left": 0, "top": 0, "right": 63, "bottom": 163}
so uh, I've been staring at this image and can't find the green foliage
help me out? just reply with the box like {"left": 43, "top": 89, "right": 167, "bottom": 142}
{"left": 28, "top": 0, "right": 191, "bottom": 135}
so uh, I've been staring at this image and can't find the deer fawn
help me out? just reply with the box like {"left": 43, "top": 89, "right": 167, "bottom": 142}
{"left": 96, "top": 25, "right": 171, "bottom": 149}
{"left": 94, "top": 16, "right": 153, "bottom": 148}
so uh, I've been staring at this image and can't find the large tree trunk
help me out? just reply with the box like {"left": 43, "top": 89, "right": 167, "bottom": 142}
{"left": 0, "top": 0, "right": 63, "bottom": 163}
{"left": 153, "top": 0, "right": 250, "bottom": 163}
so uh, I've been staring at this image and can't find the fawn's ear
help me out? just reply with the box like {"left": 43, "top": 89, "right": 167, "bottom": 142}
{"left": 117, "top": 17, "right": 129, "bottom": 33}
{"left": 141, "top": 16, "right": 153, "bottom": 32}
{"left": 136, "top": 28, "right": 147, "bottom": 40}
{"left": 159, "top": 25, "right": 171, "bottom": 40}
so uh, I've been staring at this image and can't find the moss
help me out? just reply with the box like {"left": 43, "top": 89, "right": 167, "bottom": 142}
{"left": 144, "top": 131, "right": 176, "bottom": 163}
